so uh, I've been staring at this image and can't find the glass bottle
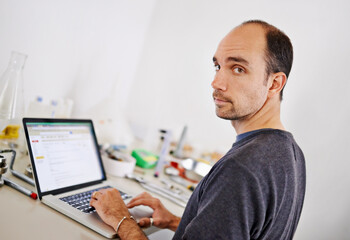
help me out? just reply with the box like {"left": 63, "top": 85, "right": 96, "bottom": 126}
{"left": 0, "top": 51, "right": 27, "bottom": 148}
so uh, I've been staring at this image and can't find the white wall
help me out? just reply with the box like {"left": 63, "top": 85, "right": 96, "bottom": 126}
{"left": 1, "top": 0, "right": 350, "bottom": 239}
{"left": 0, "top": 0, "right": 156, "bottom": 120}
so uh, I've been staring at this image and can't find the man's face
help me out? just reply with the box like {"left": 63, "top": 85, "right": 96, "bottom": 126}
{"left": 212, "top": 24, "right": 271, "bottom": 121}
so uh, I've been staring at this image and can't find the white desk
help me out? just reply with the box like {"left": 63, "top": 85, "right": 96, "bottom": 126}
{"left": 0, "top": 156, "right": 186, "bottom": 240}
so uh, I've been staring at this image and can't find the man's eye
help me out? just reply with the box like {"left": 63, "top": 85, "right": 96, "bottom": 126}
{"left": 233, "top": 67, "right": 244, "bottom": 74}
{"left": 214, "top": 65, "right": 220, "bottom": 71}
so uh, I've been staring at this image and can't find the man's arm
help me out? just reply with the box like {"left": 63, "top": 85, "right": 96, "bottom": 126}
{"left": 90, "top": 189, "right": 181, "bottom": 240}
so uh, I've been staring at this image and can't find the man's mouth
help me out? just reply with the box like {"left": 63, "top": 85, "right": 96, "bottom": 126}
{"left": 214, "top": 98, "right": 229, "bottom": 105}
{"left": 213, "top": 92, "right": 231, "bottom": 106}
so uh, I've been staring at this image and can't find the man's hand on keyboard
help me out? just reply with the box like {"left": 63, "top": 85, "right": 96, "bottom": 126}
{"left": 90, "top": 188, "right": 130, "bottom": 228}
{"left": 90, "top": 188, "right": 147, "bottom": 239}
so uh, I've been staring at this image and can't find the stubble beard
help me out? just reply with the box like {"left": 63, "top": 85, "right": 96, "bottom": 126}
{"left": 213, "top": 90, "right": 264, "bottom": 122}
{"left": 215, "top": 104, "right": 250, "bottom": 121}
{"left": 213, "top": 90, "right": 248, "bottom": 121}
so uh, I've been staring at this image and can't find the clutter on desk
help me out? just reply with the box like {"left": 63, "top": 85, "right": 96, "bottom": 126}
{"left": 3, "top": 177, "right": 37, "bottom": 199}
{"left": 168, "top": 175, "right": 196, "bottom": 191}
{"left": 0, "top": 150, "right": 37, "bottom": 199}
{"left": 24, "top": 163, "right": 33, "bottom": 178}
{"left": 100, "top": 144, "right": 136, "bottom": 177}
{"left": 126, "top": 173, "right": 190, "bottom": 208}
{"left": 0, "top": 154, "right": 8, "bottom": 186}
{"left": 172, "top": 125, "right": 187, "bottom": 158}
{"left": 179, "top": 158, "right": 212, "bottom": 181}
{"left": 154, "top": 130, "right": 172, "bottom": 177}
{"left": 0, "top": 149, "right": 35, "bottom": 186}
{"left": 129, "top": 126, "right": 221, "bottom": 185}
{"left": 132, "top": 149, "right": 158, "bottom": 169}
{"left": 99, "top": 124, "right": 223, "bottom": 202}
{"left": 8, "top": 149, "right": 35, "bottom": 186}
{"left": 164, "top": 158, "right": 211, "bottom": 183}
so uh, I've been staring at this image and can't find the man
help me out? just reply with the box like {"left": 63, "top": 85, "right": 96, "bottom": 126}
{"left": 90, "top": 20, "right": 306, "bottom": 239}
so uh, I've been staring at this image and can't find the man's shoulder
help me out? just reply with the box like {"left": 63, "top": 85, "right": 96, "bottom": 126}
{"left": 233, "top": 129, "right": 296, "bottom": 153}
{"left": 218, "top": 129, "right": 301, "bottom": 170}
{"left": 238, "top": 128, "right": 294, "bottom": 145}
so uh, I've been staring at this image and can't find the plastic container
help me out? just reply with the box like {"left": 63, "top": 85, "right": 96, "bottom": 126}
{"left": 132, "top": 149, "right": 158, "bottom": 169}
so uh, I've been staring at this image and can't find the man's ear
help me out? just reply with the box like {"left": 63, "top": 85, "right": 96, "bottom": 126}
{"left": 268, "top": 72, "right": 287, "bottom": 98}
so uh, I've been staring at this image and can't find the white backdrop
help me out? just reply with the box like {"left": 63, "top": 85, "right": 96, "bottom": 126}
{"left": 1, "top": 0, "right": 350, "bottom": 239}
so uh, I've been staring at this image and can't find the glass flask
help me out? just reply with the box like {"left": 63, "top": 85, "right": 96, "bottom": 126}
{"left": 0, "top": 51, "right": 27, "bottom": 147}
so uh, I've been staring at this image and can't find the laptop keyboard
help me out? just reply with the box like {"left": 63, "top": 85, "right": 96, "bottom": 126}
{"left": 59, "top": 186, "right": 131, "bottom": 214}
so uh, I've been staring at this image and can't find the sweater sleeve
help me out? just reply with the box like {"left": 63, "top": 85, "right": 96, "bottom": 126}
{"left": 180, "top": 159, "right": 267, "bottom": 240}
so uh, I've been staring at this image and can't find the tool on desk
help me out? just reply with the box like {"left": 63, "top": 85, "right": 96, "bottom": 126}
{"left": 126, "top": 173, "right": 190, "bottom": 208}
{"left": 0, "top": 149, "right": 35, "bottom": 186}
{"left": 24, "top": 163, "right": 33, "bottom": 178}
{"left": 173, "top": 125, "right": 187, "bottom": 158}
{"left": 0, "top": 154, "right": 8, "bottom": 186}
{"left": 3, "top": 177, "right": 37, "bottom": 199}
{"left": 154, "top": 130, "right": 172, "bottom": 177}
{"left": 7, "top": 149, "right": 35, "bottom": 186}
{"left": 169, "top": 157, "right": 212, "bottom": 182}
{"left": 160, "top": 178, "right": 183, "bottom": 195}
{"left": 164, "top": 166, "right": 196, "bottom": 191}
{"left": 0, "top": 151, "right": 36, "bottom": 199}
{"left": 169, "top": 175, "right": 196, "bottom": 191}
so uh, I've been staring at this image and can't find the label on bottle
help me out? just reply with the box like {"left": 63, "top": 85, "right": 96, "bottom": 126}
{"left": 0, "top": 124, "right": 20, "bottom": 139}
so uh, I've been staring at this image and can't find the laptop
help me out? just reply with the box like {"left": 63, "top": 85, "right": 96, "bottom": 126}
{"left": 22, "top": 118, "right": 152, "bottom": 238}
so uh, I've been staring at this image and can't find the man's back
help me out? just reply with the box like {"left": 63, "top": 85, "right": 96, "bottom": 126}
{"left": 174, "top": 129, "right": 306, "bottom": 240}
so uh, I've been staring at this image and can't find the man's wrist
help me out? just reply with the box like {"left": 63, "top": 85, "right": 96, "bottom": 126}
{"left": 115, "top": 217, "right": 147, "bottom": 240}
{"left": 115, "top": 216, "right": 136, "bottom": 235}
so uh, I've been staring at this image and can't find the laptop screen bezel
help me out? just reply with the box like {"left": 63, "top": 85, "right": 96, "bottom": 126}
{"left": 23, "top": 118, "right": 107, "bottom": 200}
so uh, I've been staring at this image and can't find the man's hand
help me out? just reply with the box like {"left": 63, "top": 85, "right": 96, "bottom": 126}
{"left": 90, "top": 188, "right": 147, "bottom": 240}
{"left": 127, "top": 192, "right": 181, "bottom": 231}
{"left": 90, "top": 188, "right": 130, "bottom": 227}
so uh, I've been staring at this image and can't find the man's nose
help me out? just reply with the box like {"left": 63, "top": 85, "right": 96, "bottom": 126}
{"left": 211, "top": 72, "right": 227, "bottom": 91}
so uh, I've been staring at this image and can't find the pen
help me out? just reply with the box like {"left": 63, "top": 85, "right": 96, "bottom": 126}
{"left": 3, "top": 177, "right": 37, "bottom": 200}
{"left": 169, "top": 175, "right": 196, "bottom": 191}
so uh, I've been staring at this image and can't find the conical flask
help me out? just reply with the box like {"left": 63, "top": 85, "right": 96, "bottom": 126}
{"left": 0, "top": 51, "right": 27, "bottom": 146}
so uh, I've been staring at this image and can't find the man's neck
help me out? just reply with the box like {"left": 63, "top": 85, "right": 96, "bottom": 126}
{"left": 231, "top": 100, "right": 285, "bottom": 135}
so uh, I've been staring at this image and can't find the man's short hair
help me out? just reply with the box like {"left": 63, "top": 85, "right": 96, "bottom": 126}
{"left": 242, "top": 20, "right": 293, "bottom": 100}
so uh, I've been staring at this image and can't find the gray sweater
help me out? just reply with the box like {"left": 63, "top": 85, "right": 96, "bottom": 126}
{"left": 173, "top": 129, "right": 306, "bottom": 240}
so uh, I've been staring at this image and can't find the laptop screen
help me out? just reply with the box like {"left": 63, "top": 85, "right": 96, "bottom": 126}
{"left": 23, "top": 119, "right": 106, "bottom": 197}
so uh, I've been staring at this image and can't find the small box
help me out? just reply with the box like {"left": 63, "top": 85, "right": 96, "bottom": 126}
{"left": 132, "top": 149, "right": 158, "bottom": 169}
